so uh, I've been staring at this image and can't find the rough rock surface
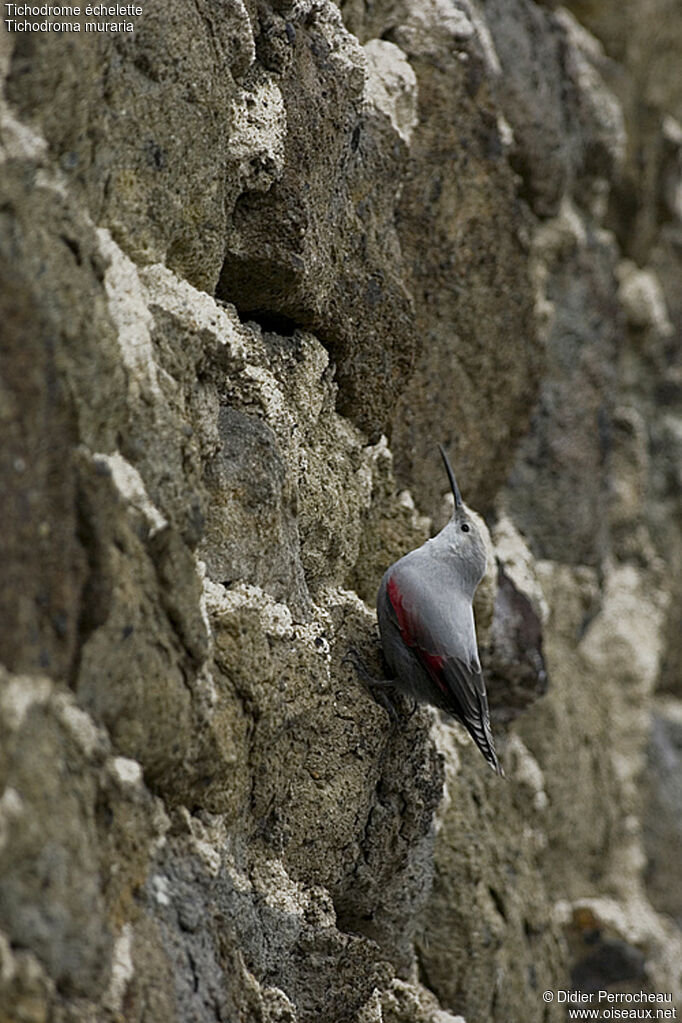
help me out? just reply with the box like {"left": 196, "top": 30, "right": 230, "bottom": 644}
{"left": 1, "top": 1, "right": 681, "bottom": 1021}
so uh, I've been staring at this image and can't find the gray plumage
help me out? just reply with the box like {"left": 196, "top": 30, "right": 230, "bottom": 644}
{"left": 376, "top": 446, "right": 502, "bottom": 775}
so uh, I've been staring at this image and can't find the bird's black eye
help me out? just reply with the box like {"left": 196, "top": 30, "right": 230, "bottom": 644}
{"left": 461, "top": 523, "right": 470, "bottom": 533}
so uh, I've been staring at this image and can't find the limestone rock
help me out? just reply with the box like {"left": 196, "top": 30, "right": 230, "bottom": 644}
{"left": 642, "top": 700, "right": 682, "bottom": 928}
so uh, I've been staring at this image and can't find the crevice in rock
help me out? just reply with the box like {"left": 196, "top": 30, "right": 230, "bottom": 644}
{"left": 242, "top": 310, "right": 301, "bottom": 336}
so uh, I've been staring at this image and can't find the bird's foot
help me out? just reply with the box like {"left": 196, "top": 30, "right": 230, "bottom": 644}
{"left": 342, "top": 647, "right": 390, "bottom": 685}
{"left": 405, "top": 698, "right": 419, "bottom": 721}
{"left": 342, "top": 647, "right": 400, "bottom": 723}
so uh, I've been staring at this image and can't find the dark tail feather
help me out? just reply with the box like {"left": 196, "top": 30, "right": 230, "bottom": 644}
{"left": 468, "top": 694, "right": 504, "bottom": 777}
{"left": 467, "top": 722, "right": 504, "bottom": 776}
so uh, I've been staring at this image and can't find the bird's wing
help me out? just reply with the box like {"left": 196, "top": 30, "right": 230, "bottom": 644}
{"left": 385, "top": 572, "right": 502, "bottom": 775}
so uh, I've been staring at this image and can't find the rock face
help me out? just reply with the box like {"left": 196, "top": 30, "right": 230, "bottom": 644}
{"left": 1, "top": 2, "right": 681, "bottom": 1021}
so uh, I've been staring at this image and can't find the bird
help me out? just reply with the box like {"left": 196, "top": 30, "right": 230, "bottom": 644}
{"left": 374, "top": 445, "right": 502, "bottom": 775}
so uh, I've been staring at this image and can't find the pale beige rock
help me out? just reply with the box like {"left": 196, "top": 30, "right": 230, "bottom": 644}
{"left": 363, "top": 39, "right": 418, "bottom": 144}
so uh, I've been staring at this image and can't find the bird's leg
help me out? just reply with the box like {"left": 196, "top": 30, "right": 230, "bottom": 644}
{"left": 342, "top": 647, "right": 390, "bottom": 684}
{"left": 405, "top": 698, "right": 419, "bottom": 721}
{"left": 342, "top": 647, "right": 400, "bottom": 723}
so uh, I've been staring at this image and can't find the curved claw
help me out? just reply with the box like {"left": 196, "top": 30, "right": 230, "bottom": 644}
{"left": 343, "top": 647, "right": 400, "bottom": 723}
{"left": 343, "top": 646, "right": 378, "bottom": 683}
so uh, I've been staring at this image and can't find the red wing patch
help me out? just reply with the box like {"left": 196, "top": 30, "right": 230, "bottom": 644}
{"left": 386, "top": 575, "right": 447, "bottom": 692}
{"left": 386, "top": 576, "right": 410, "bottom": 639}
{"left": 422, "top": 651, "right": 445, "bottom": 678}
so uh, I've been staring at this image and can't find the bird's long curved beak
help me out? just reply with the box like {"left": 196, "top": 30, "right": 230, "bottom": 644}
{"left": 438, "top": 444, "right": 463, "bottom": 509}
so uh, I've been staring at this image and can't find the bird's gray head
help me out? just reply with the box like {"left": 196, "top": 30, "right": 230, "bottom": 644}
{"left": 436, "top": 445, "right": 488, "bottom": 589}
